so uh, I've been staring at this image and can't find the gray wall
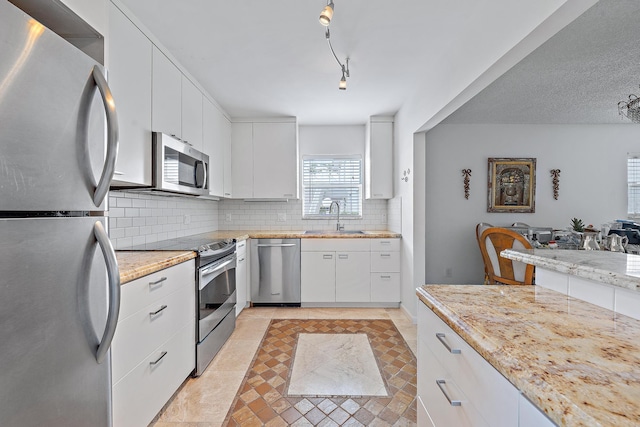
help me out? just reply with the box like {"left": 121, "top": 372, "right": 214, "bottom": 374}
{"left": 424, "top": 123, "right": 640, "bottom": 284}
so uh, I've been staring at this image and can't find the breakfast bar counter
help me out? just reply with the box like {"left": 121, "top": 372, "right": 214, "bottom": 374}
{"left": 417, "top": 284, "right": 640, "bottom": 427}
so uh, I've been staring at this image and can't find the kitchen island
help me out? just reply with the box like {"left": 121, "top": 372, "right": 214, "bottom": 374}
{"left": 417, "top": 284, "right": 640, "bottom": 427}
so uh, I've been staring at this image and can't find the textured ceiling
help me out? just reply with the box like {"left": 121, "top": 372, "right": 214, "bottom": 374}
{"left": 443, "top": 0, "right": 640, "bottom": 125}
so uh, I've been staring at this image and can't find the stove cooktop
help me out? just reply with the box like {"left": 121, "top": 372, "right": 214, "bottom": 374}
{"left": 121, "top": 232, "right": 232, "bottom": 253}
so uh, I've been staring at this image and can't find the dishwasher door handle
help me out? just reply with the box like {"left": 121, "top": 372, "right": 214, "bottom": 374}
{"left": 257, "top": 244, "right": 297, "bottom": 247}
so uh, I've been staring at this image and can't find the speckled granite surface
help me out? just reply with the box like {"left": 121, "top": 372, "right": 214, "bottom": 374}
{"left": 502, "top": 248, "right": 640, "bottom": 291}
{"left": 417, "top": 285, "right": 640, "bottom": 427}
{"left": 220, "top": 230, "right": 401, "bottom": 239}
{"left": 116, "top": 251, "right": 196, "bottom": 284}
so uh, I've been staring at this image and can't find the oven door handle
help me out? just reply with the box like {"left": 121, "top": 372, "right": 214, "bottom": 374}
{"left": 199, "top": 258, "right": 235, "bottom": 290}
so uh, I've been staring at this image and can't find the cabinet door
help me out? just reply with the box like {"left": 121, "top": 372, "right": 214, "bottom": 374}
{"left": 108, "top": 3, "right": 152, "bottom": 186}
{"left": 235, "top": 241, "right": 248, "bottom": 316}
{"left": 519, "top": 394, "right": 556, "bottom": 427}
{"left": 301, "top": 252, "right": 336, "bottom": 302}
{"left": 365, "top": 120, "right": 393, "bottom": 199}
{"left": 222, "top": 116, "right": 233, "bottom": 198}
{"left": 181, "top": 76, "right": 203, "bottom": 151}
{"left": 151, "top": 46, "right": 181, "bottom": 138}
{"left": 203, "top": 98, "right": 224, "bottom": 197}
{"left": 371, "top": 273, "right": 400, "bottom": 302}
{"left": 252, "top": 122, "right": 298, "bottom": 199}
{"left": 231, "top": 123, "right": 254, "bottom": 198}
{"left": 335, "top": 252, "right": 370, "bottom": 302}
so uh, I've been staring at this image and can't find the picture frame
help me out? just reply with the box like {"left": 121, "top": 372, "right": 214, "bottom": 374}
{"left": 487, "top": 157, "right": 536, "bottom": 213}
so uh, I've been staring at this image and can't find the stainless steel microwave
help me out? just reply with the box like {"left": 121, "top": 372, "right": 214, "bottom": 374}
{"left": 153, "top": 132, "right": 209, "bottom": 196}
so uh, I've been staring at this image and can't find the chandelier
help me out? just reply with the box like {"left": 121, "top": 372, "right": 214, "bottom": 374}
{"left": 618, "top": 86, "right": 640, "bottom": 123}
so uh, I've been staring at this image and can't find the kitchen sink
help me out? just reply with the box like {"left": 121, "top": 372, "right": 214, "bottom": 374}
{"left": 304, "top": 230, "right": 365, "bottom": 234}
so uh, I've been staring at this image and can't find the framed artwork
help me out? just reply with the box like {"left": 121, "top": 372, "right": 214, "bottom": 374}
{"left": 487, "top": 158, "right": 536, "bottom": 213}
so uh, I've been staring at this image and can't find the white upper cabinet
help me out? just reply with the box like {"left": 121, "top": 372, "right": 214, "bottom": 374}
{"left": 231, "top": 120, "right": 298, "bottom": 199}
{"left": 108, "top": 2, "right": 152, "bottom": 186}
{"left": 222, "top": 117, "right": 233, "bottom": 198}
{"left": 180, "top": 76, "right": 203, "bottom": 152}
{"left": 151, "top": 46, "right": 181, "bottom": 138}
{"left": 231, "top": 122, "right": 254, "bottom": 199}
{"left": 203, "top": 97, "right": 230, "bottom": 198}
{"left": 365, "top": 116, "right": 393, "bottom": 199}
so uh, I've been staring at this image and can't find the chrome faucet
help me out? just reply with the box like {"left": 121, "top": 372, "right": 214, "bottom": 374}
{"left": 329, "top": 201, "right": 343, "bottom": 231}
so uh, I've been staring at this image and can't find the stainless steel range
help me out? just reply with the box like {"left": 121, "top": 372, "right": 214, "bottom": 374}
{"left": 125, "top": 233, "right": 237, "bottom": 376}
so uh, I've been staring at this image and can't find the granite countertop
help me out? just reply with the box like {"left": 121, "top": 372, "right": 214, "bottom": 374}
{"left": 417, "top": 284, "right": 640, "bottom": 427}
{"left": 502, "top": 248, "right": 640, "bottom": 291}
{"left": 116, "top": 251, "right": 196, "bottom": 284}
{"left": 218, "top": 230, "right": 401, "bottom": 240}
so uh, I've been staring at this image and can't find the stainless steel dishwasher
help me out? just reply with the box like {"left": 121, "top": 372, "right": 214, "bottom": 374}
{"left": 250, "top": 238, "right": 301, "bottom": 306}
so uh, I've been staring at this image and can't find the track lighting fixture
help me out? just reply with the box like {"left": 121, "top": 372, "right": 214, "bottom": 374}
{"left": 319, "top": 1, "right": 350, "bottom": 90}
{"left": 319, "top": 1, "right": 334, "bottom": 26}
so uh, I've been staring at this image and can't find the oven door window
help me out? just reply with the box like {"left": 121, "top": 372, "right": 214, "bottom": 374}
{"left": 198, "top": 255, "right": 236, "bottom": 339}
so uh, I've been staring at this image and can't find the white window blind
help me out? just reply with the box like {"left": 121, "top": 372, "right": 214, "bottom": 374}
{"left": 629, "top": 154, "right": 640, "bottom": 217}
{"left": 302, "top": 156, "right": 363, "bottom": 218}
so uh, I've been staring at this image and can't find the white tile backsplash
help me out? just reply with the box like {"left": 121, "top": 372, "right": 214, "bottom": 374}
{"left": 108, "top": 191, "right": 394, "bottom": 249}
{"left": 387, "top": 196, "right": 402, "bottom": 233}
{"left": 108, "top": 191, "right": 219, "bottom": 249}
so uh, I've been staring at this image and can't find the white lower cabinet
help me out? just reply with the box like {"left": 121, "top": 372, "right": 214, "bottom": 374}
{"left": 300, "top": 238, "right": 400, "bottom": 304}
{"left": 235, "top": 240, "right": 248, "bottom": 316}
{"left": 417, "top": 303, "right": 557, "bottom": 427}
{"left": 335, "top": 251, "right": 370, "bottom": 302}
{"left": 519, "top": 394, "right": 555, "bottom": 427}
{"left": 112, "top": 260, "right": 196, "bottom": 427}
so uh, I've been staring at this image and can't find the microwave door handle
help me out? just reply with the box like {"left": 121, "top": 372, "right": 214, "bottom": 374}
{"left": 91, "top": 66, "right": 119, "bottom": 207}
{"left": 94, "top": 221, "right": 121, "bottom": 364}
{"left": 194, "top": 160, "right": 207, "bottom": 189}
{"left": 201, "top": 161, "right": 207, "bottom": 189}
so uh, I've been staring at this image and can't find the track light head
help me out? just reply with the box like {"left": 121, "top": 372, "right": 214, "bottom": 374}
{"left": 319, "top": 2, "right": 334, "bottom": 26}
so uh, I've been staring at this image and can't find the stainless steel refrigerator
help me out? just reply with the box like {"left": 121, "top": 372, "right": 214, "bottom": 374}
{"left": 0, "top": 1, "right": 120, "bottom": 426}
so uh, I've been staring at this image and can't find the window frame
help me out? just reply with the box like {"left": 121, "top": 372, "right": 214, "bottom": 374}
{"left": 301, "top": 154, "right": 363, "bottom": 220}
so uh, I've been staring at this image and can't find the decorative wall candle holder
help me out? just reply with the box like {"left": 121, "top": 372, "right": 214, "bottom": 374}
{"left": 461, "top": 169, "right": 472, "bottom": 199}
{"left": 550, "top": 169, "right": 561, "bottom": 200}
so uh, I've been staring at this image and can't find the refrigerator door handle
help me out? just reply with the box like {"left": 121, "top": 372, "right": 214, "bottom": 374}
{"left": 94, "top": 221, "right": 121, "bottom": 364}
{"left": 91, "top": 66, "right": 119, "bottom": 207}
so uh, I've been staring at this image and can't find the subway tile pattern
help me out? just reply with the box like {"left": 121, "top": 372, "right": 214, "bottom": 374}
{"left": 387, "top": 196, "right": 402, "bottom": 234}
{"left": 108, "top": 191, "right": 219, "bottom": 249}
{"left": 224, "top": 319, "right": 417, "bottom": 426}
{"left": 219, "top": 199, "right": 389, "bottom": 231}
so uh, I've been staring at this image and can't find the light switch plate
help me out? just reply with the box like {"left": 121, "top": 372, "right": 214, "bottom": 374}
{"left": 277, "top": 212, "right": 287, "bottom": 222}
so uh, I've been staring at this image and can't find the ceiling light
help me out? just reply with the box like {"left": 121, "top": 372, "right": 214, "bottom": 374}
{"left": 619, "top": 87, "right": 640, "bottom": 123}
{"left": 339, "top": 72, "right": 347, "bottom": 90}
{"left": 319, "top": 1, "right": 334, "bottom": 26}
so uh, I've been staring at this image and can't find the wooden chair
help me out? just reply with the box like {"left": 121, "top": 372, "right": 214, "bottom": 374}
{"left": 475, "top": 223, "right": 493, "bottom": 285}
{"left": 478, "top": 227, "right": 534, "bottom": 285}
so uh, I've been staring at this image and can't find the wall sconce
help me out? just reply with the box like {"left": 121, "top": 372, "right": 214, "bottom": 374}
{"left": 319, "top": 1, "right": 350, "bottom": 90}
{"left": 462, "top": 169, "right": 472, "bottom": 199}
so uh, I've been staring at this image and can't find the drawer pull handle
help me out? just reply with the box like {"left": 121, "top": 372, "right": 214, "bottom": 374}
{"left": 239, "top": 257, "right": 245, "bottom": 262}
{"left": 380, "top": 254, "right": 392, "bottom": 257}
{"left": 436, "top": 379, "right": 462, "bottom": 406}
{"left": 380, "top": 241, "right": 391, "bottom": 244}
{"left": 323, "top": 254, "right": 333, "bottom": 259}
{"left": 150, "top": 351, "right": 168, "bottom": 366}
{"left": 338, "top": 254, "right": 348, "bottom": 259}
{"left": 149, "top": 305, "right": 168, "bottom": 316}
{"left": 436, "top": 333, "right": 461, "bottom": 354}
{"left": 380, "top": 275, "right": 391, "bottom": 279}
{"left": 149, "top": 277, "right": 167, "bottom": 286}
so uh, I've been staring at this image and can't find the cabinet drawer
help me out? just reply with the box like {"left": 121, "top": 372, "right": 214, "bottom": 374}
{"left": 370, "top": 273, "right": 400, "bottom": 302}
{"left": 236, "top": 239, "right": 247, "bottom": 255}
{"left": 418, "top": 305, "right": 518, "bottom": 427}
{"left": 370, "top": 251, "right": 400, "bottom": 272}
{"left": 418, "top": 338, "right": 488, "bottom": 427}
{"left": 112, "top": 321, "right": 195, "bottom": 427}
{"left": 301, "top": 238, "right": 370, "bottom": 252}
{"left": 120, "top": 260, "right": 195, "bottom": 319}
{"left": 370, "top": 238, "right": 400, "bottom": 251}
{"left": 112, "top": 283, "right": 195, "bottom": 384}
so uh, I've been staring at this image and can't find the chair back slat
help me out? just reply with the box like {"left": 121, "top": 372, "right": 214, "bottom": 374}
{"left": 478, "top": 226, "right": 534, "bottom": 285}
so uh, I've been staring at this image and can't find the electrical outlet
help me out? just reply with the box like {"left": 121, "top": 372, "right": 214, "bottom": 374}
{"left": 225, "top": 213, "right": 232, "bottom": 223}
{"left": 445, "top": 267, "right": 453, "bottom": 278}
{"left": 381, "top": 213, "right": 388, "bottom": 223}
{"left": 277, "top": 212, "right": 286, "bottom": 222}
{"left": 183, "top": 214, "right": 191, "bottom": 225}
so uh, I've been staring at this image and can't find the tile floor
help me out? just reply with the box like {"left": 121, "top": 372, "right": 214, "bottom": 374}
{"left": 151, "top": 307, "right": 417, "bottom": 427}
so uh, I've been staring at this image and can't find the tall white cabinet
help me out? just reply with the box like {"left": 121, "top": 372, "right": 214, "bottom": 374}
{"left": 231, "top": 120, "right": 298, "bottom": 199}
{"left": 151, "top": 46, "right": 181, "bottom": 138}
{"left": 108, "top": 2, "right": 152, "bottom": 186}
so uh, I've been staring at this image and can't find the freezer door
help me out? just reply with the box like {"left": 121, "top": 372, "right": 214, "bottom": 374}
{"left": 0, "top": 217, "right": 117, "bottom": 427}
{"left": 0, "top": 1, "right": 118, "bottom": 212}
